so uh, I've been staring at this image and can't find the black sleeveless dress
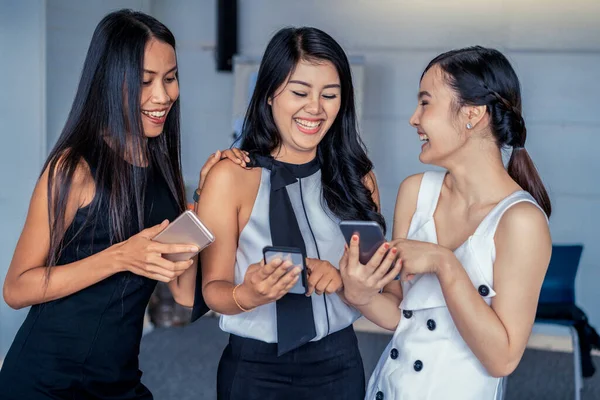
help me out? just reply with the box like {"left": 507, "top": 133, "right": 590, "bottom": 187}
{"left": 0, "top": 151, "right": 180, "bottom": 399}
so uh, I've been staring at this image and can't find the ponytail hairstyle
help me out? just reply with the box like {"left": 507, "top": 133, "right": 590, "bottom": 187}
{"left": 423, "top": 46, "right": 551, "bottom": 217}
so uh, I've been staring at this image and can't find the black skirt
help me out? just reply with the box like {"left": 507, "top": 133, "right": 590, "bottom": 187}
{"left": 217, "top": 325, "right": 365, "bottom": 400}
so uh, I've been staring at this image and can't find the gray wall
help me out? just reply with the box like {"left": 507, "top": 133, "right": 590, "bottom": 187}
{"left": 46, "top": 0, "right": 152, "bottom": 149}
{"left": 1, "top": 0, "right": 599, "bottom": 358}
{"left": 0, "top": 0, "right": 47, "bottom": 358}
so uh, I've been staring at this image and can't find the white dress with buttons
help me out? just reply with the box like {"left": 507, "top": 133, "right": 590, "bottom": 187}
{"left": 365, "top": 171, "right": 546, "bottom": 400}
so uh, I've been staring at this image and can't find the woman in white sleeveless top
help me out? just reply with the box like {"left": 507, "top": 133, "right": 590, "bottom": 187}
{"left": 340, "top": 47, "right": 553, "bottom": 400}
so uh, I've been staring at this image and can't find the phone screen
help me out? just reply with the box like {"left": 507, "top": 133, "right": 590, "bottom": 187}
{"left": 263, "top": 249, "right": 306, "bottom": 295}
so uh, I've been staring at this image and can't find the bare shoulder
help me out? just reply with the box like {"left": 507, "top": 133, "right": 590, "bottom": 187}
{"left": 397, "top": 173, "right": 424, "bottom": 200}
{"left": 201, "top": 158, "right": 262, "bottom": 207}
{"left": 197, "top": 158, "right": 262, "bottom": 239}
{"left": 494, "top": 200, "right": 552, "bottom": 276}
{"left": 39, "top": 150, "right": 95, "bottom": 208}
{"left": 496, "top": 201, "right": 550, "bottom": 241}
{"left": 395, "top": 173, "right": 425, "bottom": 214}
{"left": 204, "top": 158, "right": 260, "bottom": 187}
{"left": 14, "top": 150, "right": 94, "bottom": 263}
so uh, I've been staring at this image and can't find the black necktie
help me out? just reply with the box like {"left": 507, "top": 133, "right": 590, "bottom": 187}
{"left": 249, "top": 154, "right": 319, "bottom": 356}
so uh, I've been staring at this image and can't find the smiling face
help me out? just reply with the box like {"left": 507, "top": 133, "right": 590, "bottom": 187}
{"left": 269, "top": 59, "right": 341, "bottom": 163}
{"left": 409, "top": 65, "right": 468, "bottom": 166}
{"left": 140, "top": 38, "right": 179, "bottom": 138}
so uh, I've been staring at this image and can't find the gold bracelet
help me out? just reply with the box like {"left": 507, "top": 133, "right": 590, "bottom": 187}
{"left": 232, "top": 283, "right": 254, "bottom": 312}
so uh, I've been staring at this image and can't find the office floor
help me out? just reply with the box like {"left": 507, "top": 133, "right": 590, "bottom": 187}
{"left": 140, "top": 316, "right": 600, "bottom": 400}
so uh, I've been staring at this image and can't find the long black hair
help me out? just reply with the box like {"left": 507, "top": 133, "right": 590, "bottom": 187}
{"left": 238, "top": 27, "right": 386, "bottom": 232}
{"left": 44, "top": 9, "right": 185, "bottom": 267}
{"left": 423, "top": 46, "right": 551, "bottom": 217}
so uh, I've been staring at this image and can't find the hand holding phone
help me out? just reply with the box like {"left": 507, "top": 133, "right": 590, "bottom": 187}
{"left": 339, "top": 221, "right": 386, "bottom": 265}
{"left": 236, "top": 251, "right": 303, "bottom": 309}
{"left": 339, "top": 234, "right": 401, "bottom": 307}
{"left": 152, "top": 210, "right": 215, "bottom": 262}
{"left": 263, "top": 246, "right": 307, "bottom": 295}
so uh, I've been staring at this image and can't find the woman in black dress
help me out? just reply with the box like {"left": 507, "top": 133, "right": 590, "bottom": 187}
{"left": 0, "top": 9, "right": 241, "bottom": 399}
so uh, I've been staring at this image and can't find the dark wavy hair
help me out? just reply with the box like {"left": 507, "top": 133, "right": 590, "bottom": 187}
{"left": 43, "top": 9, "right": 185, "bottom": 268}
{"left": 423, "top": 46, "right": 551, "bottom": 217}
{"left": 238, "top": 26, "right": 386, "bottom": 232}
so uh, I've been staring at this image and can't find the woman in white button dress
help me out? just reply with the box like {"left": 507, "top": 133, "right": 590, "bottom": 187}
{"left": 340, "top": 47, "right": 553, "bottom": 400}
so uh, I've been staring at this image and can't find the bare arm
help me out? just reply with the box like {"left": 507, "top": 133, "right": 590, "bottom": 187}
{"left": 170, "top": 148, "right": 250, "bottom": 307}
{"left": 3, "top": 160, "right": 120, "bottom": 309}
{"left": 344, "top": 174, "right": 423, "bottom": 330}
{"left": 168, "top": 257, "right": 198, "bottom": 308}
{"left": 196, "top": 160, "right": 246, "bottom": 314}
{"left": 3, "top": 160, "right": 197, "bottom": 310}
{"left": 197, "top": 160, "right": 299, "bottom": 315}
{"left": 436, "top": 202, "right": 551, "bottom": 377}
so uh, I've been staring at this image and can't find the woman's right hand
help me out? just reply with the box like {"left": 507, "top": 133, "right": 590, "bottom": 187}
{"left": 109, "top": 220, "right": 200, "bottom": 283}
{"left": 339, "top": 235, "right": 401, "bottom": 306}
{"left": 236, "top": 257, "right": 301, "bottom": 309}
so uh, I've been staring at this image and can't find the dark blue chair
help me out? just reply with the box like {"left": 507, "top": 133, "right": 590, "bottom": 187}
{"left": 533, "top": 244, "right": 585, "bottom": 400}
{"left": 538, "top": 245, "right": 583, "bottom": 304}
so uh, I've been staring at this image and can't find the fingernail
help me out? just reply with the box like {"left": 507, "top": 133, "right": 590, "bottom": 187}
{"left": 352, "top": 235, "right": 358, "bottom": 242}
{"left": 383, "top": 243, "right": 390, "bottom": 250}
{"left": 190, "top": 247, "right": 200, "bottom": 252}
{"left": 391, "top": 248, "right": 397, "bottom": 254}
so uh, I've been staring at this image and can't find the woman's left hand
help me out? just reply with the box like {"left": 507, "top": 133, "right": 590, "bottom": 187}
{"left": 305, "top": 258, "right": 343, "bottom": 296}
{"left": 389, "top": 238, "right": 449, "bottom": 281}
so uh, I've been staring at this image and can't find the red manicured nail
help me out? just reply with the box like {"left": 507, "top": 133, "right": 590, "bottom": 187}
{"left": 383, "top": 243, "right": 390, "bottom": 250}
{"left": 352, "top": 235, "right": 358, "bottom": 242}
{"left": 391, "top": 248, "right": 397, "bottom": 254}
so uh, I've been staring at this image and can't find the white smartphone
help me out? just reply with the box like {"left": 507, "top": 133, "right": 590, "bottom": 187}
{"left": 263, "top": 246, "right": 307, "bottom": 295}
{"left": 152, "top": 210, "right": 215, "bottom": 262}
{"left": 339, "top": 220, "right": 386, "bottom": 265}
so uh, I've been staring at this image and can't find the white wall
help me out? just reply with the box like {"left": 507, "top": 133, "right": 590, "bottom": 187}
{"left": 154, "top": 0, "right": 600, "bottom": 326}
{"left": 0, "top": 0, "right": 46, "bottom": 358}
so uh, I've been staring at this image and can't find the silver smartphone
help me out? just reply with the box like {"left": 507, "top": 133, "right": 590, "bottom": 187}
{"left": 152, "top": 210, "right": 215, "bottom": 262}
{"left": 263, "top": 246, "right": 307, "bottom": 295}
{"left": 339, "top": 220, "right": 386, "bottom": 265}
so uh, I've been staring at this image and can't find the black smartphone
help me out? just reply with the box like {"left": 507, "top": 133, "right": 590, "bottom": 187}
{"left": 339, "top": 221, "right": 386, "bottom": 265}
{"left": 262, "top": 246, "right": 307, "bottom": 295}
